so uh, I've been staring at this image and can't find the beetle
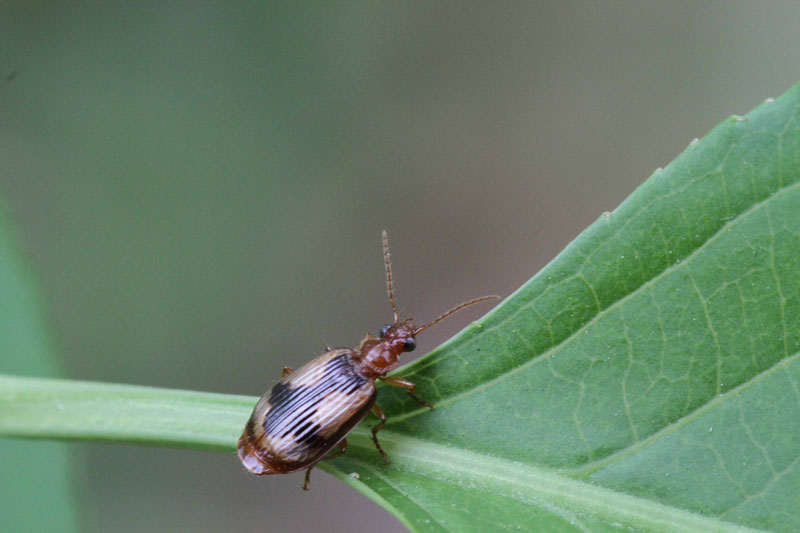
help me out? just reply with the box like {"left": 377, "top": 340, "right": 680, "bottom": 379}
{"left": 237, "top": 231, "right": 497, "bottom": 489}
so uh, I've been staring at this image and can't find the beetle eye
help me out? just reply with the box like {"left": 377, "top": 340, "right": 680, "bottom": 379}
{"left": 403, "top": 337, "right": 416, "bottom": 352}
{"left": 379, "top": 325, "right": 391, "bottom": 338}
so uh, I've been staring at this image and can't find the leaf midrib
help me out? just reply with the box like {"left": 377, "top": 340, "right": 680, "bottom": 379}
{"left": 335, "top": 428, "right": 761, "bottom": 533}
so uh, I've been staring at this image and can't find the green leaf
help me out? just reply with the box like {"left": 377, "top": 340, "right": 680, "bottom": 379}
{"left": 0, "top": 198, "right": 83, "bottom": 531}
{"left": 354, "top": 84, "right": 800, "bottom": 530}
{"left": 2, "top": 83, "right": 800, "bottom": 531}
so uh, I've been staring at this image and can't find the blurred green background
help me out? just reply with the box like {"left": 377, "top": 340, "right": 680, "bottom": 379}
{"left": 2, "top": 2, "right": 800, "bottom": 531}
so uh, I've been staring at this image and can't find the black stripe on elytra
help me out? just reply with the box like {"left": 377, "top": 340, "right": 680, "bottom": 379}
{"left": 269, "top": 380, "right": 292, "bottom": 404}
{"left": 263, "top": 353, "right": 368, "bottom": 438}
{"left": 297, "top": 427, "right": 327, "bottom": 448}
{"left": 277, "top": 355, "right": 360, "bottom": 434}
{"left": 292, "top": 419, "right": 326, "bottom": 447}
{"left": 277, "top": 359, "right": 364, "bottom": 438}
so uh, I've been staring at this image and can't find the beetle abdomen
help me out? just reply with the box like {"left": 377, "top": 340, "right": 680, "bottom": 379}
{"left": 238, "top": 349, "right": 377, "bottom": 474}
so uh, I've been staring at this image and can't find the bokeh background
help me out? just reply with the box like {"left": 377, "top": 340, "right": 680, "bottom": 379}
{"left": 2, "top": 2, "right": 800, "bottom": 531}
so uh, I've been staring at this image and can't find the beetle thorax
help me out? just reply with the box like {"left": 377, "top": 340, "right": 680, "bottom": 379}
{"left": 354, "top": 323, "right": 416, "bottom": 378}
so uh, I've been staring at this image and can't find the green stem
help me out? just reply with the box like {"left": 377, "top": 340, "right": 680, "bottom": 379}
{"left": 0, "top": 374, "right": 253, "bottom": 451}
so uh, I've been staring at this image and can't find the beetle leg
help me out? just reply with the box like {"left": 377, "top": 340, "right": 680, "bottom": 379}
{"left": 370, "top": 403, "right": 389, "bottom": 464}
{"left": 379, "top": 376, "right": 434, "bottom": 409}
{"left": 325, "top": 439, "right": 347, "bottom": 460}
{"left": 303, "top": 466, "right": 313, "bottom": 491}
{"left": 302, "top": 435, "right": 348, "bottom": 492}
{"left": 281, "top": 367, "right": 294, "bottom": 378}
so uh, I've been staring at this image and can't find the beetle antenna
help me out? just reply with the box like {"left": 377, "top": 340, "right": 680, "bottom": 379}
{"left": 414, "top": 295, "right": 500, "bottom": 335}
{"left": 382, "top": 230, "right": 400, "bottom": 324}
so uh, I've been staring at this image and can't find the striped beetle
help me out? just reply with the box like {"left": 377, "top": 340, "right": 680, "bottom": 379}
{"left": 237, "top": 231, "right": 497, "bottom": 489}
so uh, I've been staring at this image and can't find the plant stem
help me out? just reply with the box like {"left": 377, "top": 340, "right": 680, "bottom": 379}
{"left": 0, "top": 374, "right": 253, "bottom": 451}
